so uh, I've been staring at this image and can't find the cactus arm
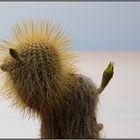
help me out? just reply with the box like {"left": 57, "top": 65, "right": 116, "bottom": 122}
{"left": 98, "top": 62, "right": 114, "bottom": 93}
{"left": 9, "top": 48, "right": 22, "bottom": 62}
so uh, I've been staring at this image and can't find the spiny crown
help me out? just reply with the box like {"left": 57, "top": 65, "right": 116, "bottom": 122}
{"left": 0, "top": 20, "right": 77, "bottom": 116}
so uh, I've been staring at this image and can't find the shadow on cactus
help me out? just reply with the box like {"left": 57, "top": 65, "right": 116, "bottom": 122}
{"left": 0, "top": 20, "right": 114, "bottom": 138}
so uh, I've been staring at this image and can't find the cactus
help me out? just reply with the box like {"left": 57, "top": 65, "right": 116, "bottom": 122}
{"left": 0, "top": 20, "right": 114, "bottom": 138}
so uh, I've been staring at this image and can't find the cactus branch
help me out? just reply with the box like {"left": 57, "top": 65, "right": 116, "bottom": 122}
{"left": 9, "top": 48, "right": 22, "bottom": 62}
{"left": 98, "top": 62, "right": 114, "bottom": 93}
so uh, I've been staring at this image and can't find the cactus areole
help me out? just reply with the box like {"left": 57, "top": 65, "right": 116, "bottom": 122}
{"left": 0, "top": 20, "right": 114, "bottom": 138}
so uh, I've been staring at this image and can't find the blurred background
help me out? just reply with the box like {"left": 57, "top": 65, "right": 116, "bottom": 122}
{"left": 0, "top": 2, "right": 140, "bottom": 138}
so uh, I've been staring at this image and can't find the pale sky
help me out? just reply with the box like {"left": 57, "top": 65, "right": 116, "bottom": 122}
{"left": 0, "top": 2, "right": 140, "bottom": 50}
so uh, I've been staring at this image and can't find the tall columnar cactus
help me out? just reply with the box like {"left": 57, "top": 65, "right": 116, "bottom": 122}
{"left": 0, "top": 20, "right": 114, "bottom": 138}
